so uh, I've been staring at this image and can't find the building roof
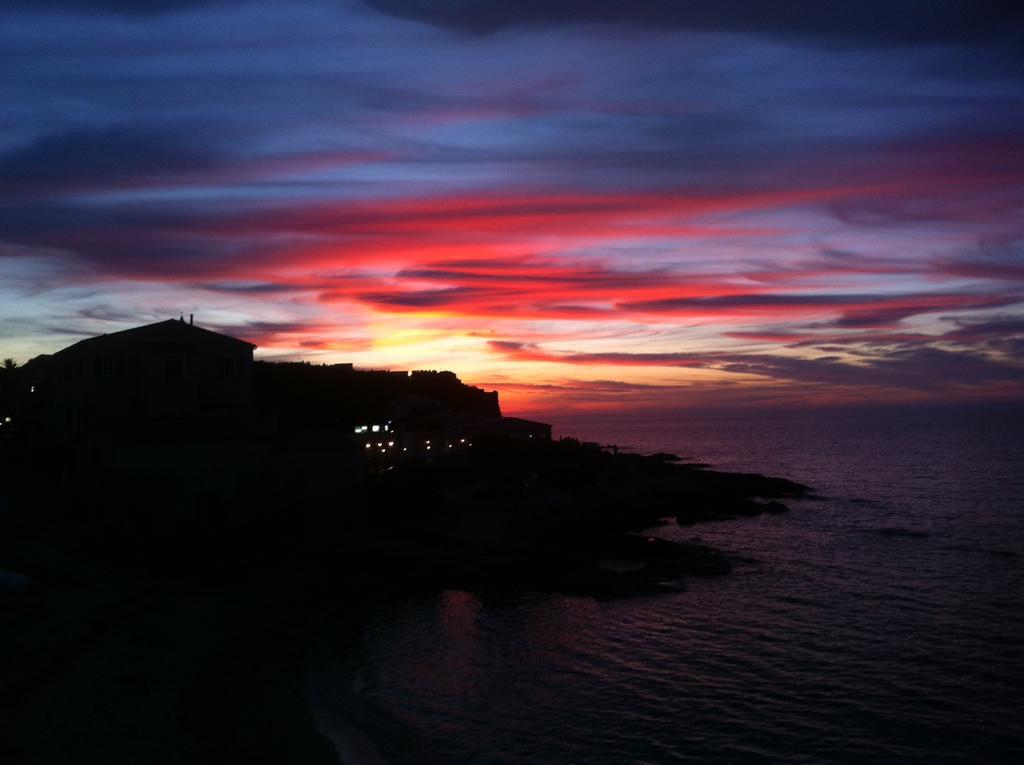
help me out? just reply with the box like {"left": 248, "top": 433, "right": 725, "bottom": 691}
{"left": 54, "top": 319, "right": 257, "bottom": 355}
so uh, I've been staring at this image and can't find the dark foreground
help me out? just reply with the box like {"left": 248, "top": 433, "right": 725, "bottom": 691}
{"left": 0, "top": 438, "right": 808, "bottom": 763}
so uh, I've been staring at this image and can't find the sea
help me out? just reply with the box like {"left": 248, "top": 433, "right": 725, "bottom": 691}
{"left": 307, "top": 405, "right": 1024, "bottom": 764}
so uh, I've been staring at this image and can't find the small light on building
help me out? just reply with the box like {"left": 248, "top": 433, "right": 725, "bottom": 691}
{"left": 387, "top": 441, "right": 394, "bottom": 447}
{"left": 365, "top": 443, "right": 371, "bottom": 449}
{"left": 3, "top": 417, "right": 10, "bottom": 423}
{"left": 426, "top": 445, "right": 431, "bottom": 450}
{"left": 402, "top": 447, "right": 407, "bottom": 452}
{"left": 459, "top": 438, "right": 465, "bottom": 443}
{"left": 29, "top": 386, "right": 35, "bottom": 393}
{"left": 407, "top": 371, "right": 412, "bottom": 377}
{"left": 377, "top": 442, "right": 382, "bottom": 447}
{"left": 372, "top": 425, "right": 380, "bottom": 432}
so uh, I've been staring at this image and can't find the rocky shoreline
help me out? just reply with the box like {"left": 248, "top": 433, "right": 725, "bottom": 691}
{"left": 355, "top": 438, "right": 809, "bottom": 599}
{"left": 0, "top": 439, "right": 810, "bottom": 764}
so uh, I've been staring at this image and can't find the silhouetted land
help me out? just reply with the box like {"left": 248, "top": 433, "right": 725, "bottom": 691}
{"left": 0, "top": 431, "right": 809, "bottom": 762}
{"left": 0, "top": 352, "right": 810, "bottom": 763}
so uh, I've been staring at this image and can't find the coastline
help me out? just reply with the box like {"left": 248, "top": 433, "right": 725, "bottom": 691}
{"left": 4, "top": 407, "right": 1020, "bottom": 763}
{"left": 2, "top": 440, "right": 809, "bottom": 765}
{"left": 301, "top": 586, "right": 461, "bottom": 765}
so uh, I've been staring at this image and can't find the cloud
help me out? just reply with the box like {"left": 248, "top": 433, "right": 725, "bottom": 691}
{"left": 486, "top": 339, "right": 1024, "bottom": 391}
{"left": 362, "top": 1, "right": 1024, "bottom": 45}
{"left": 5, "top": 1, "right": 229, "bottom": 15}
{"left": 353, "top": 286, "right": 496, "bottom": 309}
{"left": 2, "top": 0, "right": 1023, "bottom": 410}
{"left": 487, "top": 340, "right": 708, "bottom": 368}
{"left": 0, "top": 126, "right": 382, "bottom": 201}
{"left": 0, "top": 185, "right": 815, "bottom": 279}
{"left": 191, "top": 281, "right": 310, "bottom": 295}
{"left": 196, "top": 318, "right": 370, "bottom": 350}
{"left": 0, "top": 127, "right": 222, "bottom": 199}
{"left": 620, "top": 291, "right": 1021, "bottom": 326}
{"left": 940, "top": 315, "right": 1024, "bottom": 358}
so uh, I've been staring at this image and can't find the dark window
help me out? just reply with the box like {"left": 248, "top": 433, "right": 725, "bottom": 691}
{"left": 220, "top": 357, "right": 240, "bottom": 380}
{"left": 165, "top": 356, "right": 184, "bottom": 381}
{"left": 97, "top": 354, "right": 117, "bottom": 378}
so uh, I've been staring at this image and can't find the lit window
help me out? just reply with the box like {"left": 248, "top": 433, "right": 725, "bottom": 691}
{"left": 372, "top": 425, "right": 380, "bottom": 432}
{"left": 387, "top": 441, "right": 394, "bottom": 447}
{"left": 365, "top": 443, "right": 371, "bottom": 449}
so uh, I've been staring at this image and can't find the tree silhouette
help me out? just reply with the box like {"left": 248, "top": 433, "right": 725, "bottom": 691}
{"left": 0, "top": 358, "right": 14, "bottom": 402}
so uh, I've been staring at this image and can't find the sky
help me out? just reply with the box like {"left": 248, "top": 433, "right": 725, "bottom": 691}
{"left": 2, "top": 1, "right": 1023, "bottom": 415}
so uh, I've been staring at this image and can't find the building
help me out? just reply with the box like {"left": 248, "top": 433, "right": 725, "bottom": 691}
{"left": 354, "top": 414, "right": 552, "bottom": 461}
{"left": 37, "top": 317, "right": 256, "bottom": 435}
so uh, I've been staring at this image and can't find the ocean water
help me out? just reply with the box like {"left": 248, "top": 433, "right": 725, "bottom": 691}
{"left": 309, "top": 406, "right": 1024, "bottom": 763}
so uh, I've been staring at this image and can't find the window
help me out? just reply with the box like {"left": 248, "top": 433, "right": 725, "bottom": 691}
{"left": 96, "top": 354, "right": 118, "bottom": 379}
{"left": 165, "top": 356, "right": 184, "bottom": 381}
{"left": 220, "top": 357, "right": 240, "bottom": 380}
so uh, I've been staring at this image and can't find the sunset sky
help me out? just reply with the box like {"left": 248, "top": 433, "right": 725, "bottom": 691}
{"left": 2, "top": 1, "right": 1022, "bottom": 415}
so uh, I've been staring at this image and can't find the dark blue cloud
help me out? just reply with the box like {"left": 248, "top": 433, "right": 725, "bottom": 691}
{"left": 5, "top": 1, "right": 228, "bottom": 14}
{"left": 363, "top": 1, "right": 1024, "bottom": 45}
{"left": 0, "top": 127, "right": 220, "bottom": 198}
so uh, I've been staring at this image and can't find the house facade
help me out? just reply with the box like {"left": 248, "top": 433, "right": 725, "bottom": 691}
{"left": 39, "top": 318, "right": 256, "bottom": 435}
